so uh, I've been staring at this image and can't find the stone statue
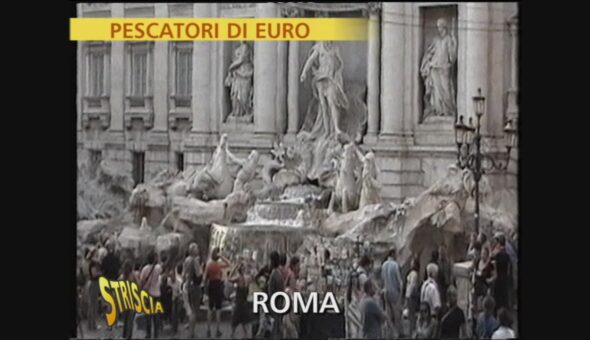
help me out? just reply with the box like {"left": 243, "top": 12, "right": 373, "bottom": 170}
{"left": 189, "top": 134, "right": 234, "bottom": 200}
{"left": 300, "top": 41, "right": 349, "bottom": 141}
{"left": 356, "top": 150, "right": 382, "bottom": 208}
{"left": 328, "top": 143, "right": 360, "bottom": 214}
{"left": 230, "top": 150, "right": 260, "bottom": 193}
{"left": 225, "top": 41, "right": 254, "bottom": 121}
{"left": 420, "top": 18, "right": 457, "bottom": 119}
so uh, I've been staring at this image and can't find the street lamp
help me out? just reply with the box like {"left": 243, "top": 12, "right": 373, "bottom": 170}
{"left": 454, "top": 88, "right": 517, "bottom": 235}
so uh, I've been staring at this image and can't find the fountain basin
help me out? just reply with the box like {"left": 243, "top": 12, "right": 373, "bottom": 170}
{"left": 209, "top": 223, "right": 317, "bottom": 264}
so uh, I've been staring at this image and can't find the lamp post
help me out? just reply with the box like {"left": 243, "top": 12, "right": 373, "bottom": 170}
{"left": 454, "top": 88, "right": 518, "bottom": 235}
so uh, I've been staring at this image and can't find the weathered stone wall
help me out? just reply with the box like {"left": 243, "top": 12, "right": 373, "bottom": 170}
{"left": 77, "top": 2, "right": 518, "bottom": 201}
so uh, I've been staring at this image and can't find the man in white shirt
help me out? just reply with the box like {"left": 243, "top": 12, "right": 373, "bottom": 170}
{"left": 140, "top": 252, "right": 163, "bottom": 339}
{"left": 491, "top": 308, "right": 516, "bottom": 339}
{"left": 420, "top": 263, "right": 441, "bottom": 318}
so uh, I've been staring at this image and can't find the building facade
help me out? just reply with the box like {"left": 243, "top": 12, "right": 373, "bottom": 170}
{"left": 77, "top": 2, "right": 519, "bottom": 202}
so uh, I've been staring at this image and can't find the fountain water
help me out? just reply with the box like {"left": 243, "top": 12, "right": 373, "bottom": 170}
{"left": 208, "top": 184, "right": 327, "bottom": 263}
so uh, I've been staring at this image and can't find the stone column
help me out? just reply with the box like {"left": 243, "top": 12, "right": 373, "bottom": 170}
{"left": 276, "top": 39, "right": 288, "bottom": 135}
{"left": 153, "top": 3, "right": 168, "bottom": 131}
{"left": 462, "top": 3, "right": 490, "bottom": 130}
{"left": 284, "top": 7, "right": 302, "bottom": 139}
{"left": 506, "top": 15, "right": 519, "bottom": 121}
{"left": 366, "top": 3, "right": 381, "bottom": 140}
{"left": 109, "top": 3, "right": 125, "bottom": 131}
{"left": 254, "top": 3, "right": 278, "bottom": 135}
{"left": 287, "top": 40, "right": 300, "bottom": 136}
{"left": 380, "top": 2, "right": 405, "bottom": 138}
{"left": 191, "top": 3, "right": 212, "bottom": 133}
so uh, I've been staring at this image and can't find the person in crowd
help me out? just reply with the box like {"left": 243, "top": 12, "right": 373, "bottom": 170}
{"left": 255, "top": 263, "right": 271, "bottom": 293}
{"left": 437, "top": 244, "right": 453, "bottom": 311}
{"left": 140, "top": 252, "right": 163, "bottom": 339}
{"left": 467, "top": 232, "right": 481, "bottom": 261}
{"left": 249, "top": 272, "right": 267, "bottom": 338}
{"left": 279, "top": 253, "right": 289, "bottom": 283}
{"left": 86, "top": 247, "right": 102, "bottom": 331}
{"left": 282, "top": 288, "right": 299, "bottom": 339}
{"left": 119, "top": 260, "right": 138, "bottom": 339}
{"left": 381, "top": 248, "right": 404, "bottom": 338}
{"left": 183, "top": 242, "right": 204, "bottom": 339}
{"left": 283, "top": 255, "right": 302, "bottom": 339}
{"left": 504, "top": 231, "right": 518, "bottom": 310}
{"left": 360, "top": 279, "right": 389, "bottom": 339}
{"left": 439, "top": 286, "right": 468, "bottom": 339}
{"left": 489, "top": 233, "right": 512, "bottom": 312}
{"left": 101, "top": 239, "right": 121, "bottom": 281}
{"left": 420, "top": 263, "right": 442, "bottom": 320}
{"left": 415, "top": 302, "right": 437, "bottom": 339}
{"left": 268, "top": 250, "right": 285, "bottom": 338}
{"left": 478, "top": 233, "right": 489, "bottom": 255}
{"left": 285, "top": 256, "right": 301, "bottom": 291}
{"left": 167, "top": 264, "right": 183, "bottom": 336}
{"left": 159, "top": 257, "right": 173, "bottom": 330}
{"left": 100, "top": 238, "right": 121, "bottom": 335}
{"left": 357, "top": 254, "right": 372, "bottom": 289}
{"left": 491, "top": 308, "right": 516, "bottom": 339}
{"left": 229, "top": 262, "right": 251, "bottom": 338}
{"left": 405, "top": 256, "right": 421, "bottom": 337}
{"left": 475, "top": 295, "right": 499, "bottom": 339}
{"left": 204, "top": 247, "right": 231, "bottom": 338}
{"left": 424, "top": 249, "right": 439, "bottom": 279}
{"left": 474, "top": 247, "right": 494, "bottom": 312}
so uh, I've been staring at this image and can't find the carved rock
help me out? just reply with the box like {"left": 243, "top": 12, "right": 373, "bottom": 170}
{"left": 117, "top": 226, "right": 157, "bottom": 257}
{"left": 78, "top": 161, "right": 134, "bottom": 220}
{"left": 156, "top": 232, "right": 190, "bottom": 257}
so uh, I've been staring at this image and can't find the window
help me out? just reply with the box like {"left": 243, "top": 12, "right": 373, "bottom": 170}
{"left": 173, "top": 42, "right": 192, "bottom": 107}
{"left": 176, "top": 152, "right": 184, "bottom": 172}
{"left": 127, "top": 43, "right": 152, "bottom": 107}
{"left": 132, "top": 152, "right": 145, "bottom": 186}
{"left": 89, "top": 53, "right": 104, "bottom": 97}
{"left": 89, "top": 150, "right": 102, "bottom": 178}
{"left": 85, "top": 42, "right": 109, "bottom": 108}
{"left": 124, "top": 43, "right": 154, "bottom": 130}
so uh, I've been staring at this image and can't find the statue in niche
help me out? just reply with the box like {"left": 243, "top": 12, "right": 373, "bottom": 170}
{"left": 224, "top": 41, "right": 254, "bottom": 122}
{"left": 300, "top": 41, "right": 349, "bottom": 141}
{"left": 420, "top": 18, "right": 457, "bottom": 119}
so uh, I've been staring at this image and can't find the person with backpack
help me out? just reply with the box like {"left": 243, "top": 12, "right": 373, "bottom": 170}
{"left": 140, "top": 252, "right": 162, "bottom": 339}
{"left": 405, "top": 257, "right": 421, "bottom": 337}
{"left": 182, "top": 242, "right": 203, "bottom": 338}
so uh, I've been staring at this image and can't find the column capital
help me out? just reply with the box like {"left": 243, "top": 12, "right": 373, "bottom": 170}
{"left": 507, "top": 14, "right": 518, "bottom": 34}
{"left": 366, "top": 2, "right": 382, "bottom": 16}
{"left": 281, "top": 5, "right": 303, "bottom": 18}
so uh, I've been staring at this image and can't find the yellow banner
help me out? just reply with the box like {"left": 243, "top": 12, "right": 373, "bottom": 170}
{"left": 70, "top": 18, "right": 368, "bottom": 41}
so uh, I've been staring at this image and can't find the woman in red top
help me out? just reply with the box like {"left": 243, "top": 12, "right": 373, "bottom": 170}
{"left": 204, "top": 247, "right": 231, "bottom": 338}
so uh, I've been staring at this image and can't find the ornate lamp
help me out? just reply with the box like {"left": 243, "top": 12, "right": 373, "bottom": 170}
{"left": 473, "top": 88, "right": 486, "bottom": 119}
